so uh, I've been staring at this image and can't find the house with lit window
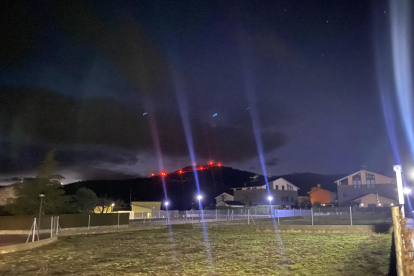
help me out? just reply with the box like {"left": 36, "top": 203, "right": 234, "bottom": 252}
{"left": 231, "top": 178, "right": 299, "bottom": 207}
{"left": 336, "top": 169, "right": 396, "bottom": 206}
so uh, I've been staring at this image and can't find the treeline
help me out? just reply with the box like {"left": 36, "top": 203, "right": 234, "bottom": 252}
{"left": 2, "top": 151, "right": 124, "bottom": 216}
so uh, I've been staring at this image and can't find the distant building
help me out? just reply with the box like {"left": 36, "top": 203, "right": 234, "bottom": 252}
{"left": 216, "top": 201, "right": 245, "bottom": 208}
{"left": 131, "top": 201, "right": 161, "bottom": 213}
{"left": 297, "top": 196, "right": 310, "bottom": 208}
{"left": 351, "top": 193, "right": 396, "bottom": 207}
{"left": 215, "top": 192, "right": 234, "bottom": 205}
{"left": 232, "top": 178, "right": 299, "bottom": 207}
{"left": 336, "top": 169, "right": 396, "bottom": 206}
{"left": 308, "top": 184, "right": 337, "bottom": 206}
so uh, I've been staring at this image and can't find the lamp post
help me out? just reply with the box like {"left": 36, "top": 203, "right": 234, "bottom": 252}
{"left": 164, "top": 201, "right": 169, "bottom": 225}
{"left": 197, "top": 195, "right": 202, "bottom": 222}
{"left": 394, "top": 165, "right": 405, "bottom": 217}
{"left": 268, "top": 196, "right": 273, "bottom": 217}
{"left": 38, "top": 194, "right": 45, "bottom": 234}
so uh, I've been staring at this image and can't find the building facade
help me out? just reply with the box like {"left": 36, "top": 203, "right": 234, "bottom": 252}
{"left": 215, "top": 192, "right": 234, "bottom": 205}
{"left": 232, "top": 178, "right": 299, "bottom": 207}
{"left": 336, "top": 169, "right": 396, "bottom": 206}
{"left": 309, "top": 184, "right": 337, "bottom": 206}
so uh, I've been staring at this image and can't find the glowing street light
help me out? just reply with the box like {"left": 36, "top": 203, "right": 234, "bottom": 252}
{"left": 164, "top": 201, "right": 169, "bottom": 207}
{"left": 111, "top": 203, "right": 115, "bottom": 207}
{"left": 38, "top": 194, "right": 45, "bottom": 233}
{"left": 197, "top": 195, "right": 203, "bottom": 222}
{"left": 404, "top": 187, "right": 412, "bottom": 195}
{"left": 267, "top": 196, "right": 273, "bottom": 202}
{"left": 394, "top": 165, "right": 405, "bottom": 217}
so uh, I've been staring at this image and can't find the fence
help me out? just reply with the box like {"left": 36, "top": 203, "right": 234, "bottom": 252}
{"left": 391, "top": 206, "right": 414, "bottom": 275}
{"left": 0, "top": 213, "right": 130, "bottom": 231}
{"left": 131, "top": 207, "right": 313, "bottom": 226}
{"left": 130, "top": 206, "right": 392, "bottom": 226}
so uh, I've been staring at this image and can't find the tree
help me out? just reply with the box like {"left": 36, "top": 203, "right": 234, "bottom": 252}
{"left": 75, "top": 188, "right": 98, "bottom": 213}
{"left": 96, "top": 198, "right": 114, "bottom": 214}
{"left": 5, "top": 150, "right": 70, "bottom": 215}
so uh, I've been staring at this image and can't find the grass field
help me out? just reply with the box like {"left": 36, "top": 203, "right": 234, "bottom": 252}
{"left": 0, "top": 225, "right": 392, "bottom": 276}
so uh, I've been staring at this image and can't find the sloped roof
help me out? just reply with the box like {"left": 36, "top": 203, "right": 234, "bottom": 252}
{"left": 214, "top": 192, "right": 233, "bottom": 199}
{"left": 350, "top": 193, "right": 395, "bottom": 202}
{"left": 232, "top": 177, "right": 299, "bottom": 189}
{"left": 217, "top": 201, "right": 245, "bottom": 206}
{"left": 335, "top": 170, "right": 393, "bottom": 183}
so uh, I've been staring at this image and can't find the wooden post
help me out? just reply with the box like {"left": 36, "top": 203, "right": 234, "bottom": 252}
{"left": 392, "top": 206, "right": 404, "bottom": 276}
{"left": 117, "top": 213, "right": 120, "bottom": 228}
{"left": 350, "top": 206, "right": 353, "bottom": 226}
{"left": 88, "top": 214, "right": 91, "bottom": 230}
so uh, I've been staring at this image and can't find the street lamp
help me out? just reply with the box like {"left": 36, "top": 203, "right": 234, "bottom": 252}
{"left": 38, "top": 194, "right": 45, "bottom": 234}
{"left": 164, "top": 201, "right": 169, "bottom": 207}
{"left": 268, "top": 196, "right": 273, "bottom": 216}
{"left": 197, "top": 195, "right": 202, "bottom": 222}
{"left": 394, "top": 165, "right": 405, "bottom": 217}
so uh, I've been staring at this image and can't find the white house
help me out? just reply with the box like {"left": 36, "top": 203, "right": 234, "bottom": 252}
{"left": 336, "top": 169, "right": 396, "bottom": 206}
{"left": 215, "top": 192, "right": 234, "bottom": 205}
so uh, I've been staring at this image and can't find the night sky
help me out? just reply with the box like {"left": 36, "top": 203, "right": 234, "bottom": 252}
{"left": 0, "top": 0, "right": 412, "bottom": 183}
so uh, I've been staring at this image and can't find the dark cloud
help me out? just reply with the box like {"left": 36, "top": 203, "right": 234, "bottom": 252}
{"left": 67, "top": 165, "right": 140, "bottom": 181}
{"left": 0, "top": 87, "right": 287, "bottom": 173}
{"left": 265, "top": 157, "right": 280, "bottom": 167}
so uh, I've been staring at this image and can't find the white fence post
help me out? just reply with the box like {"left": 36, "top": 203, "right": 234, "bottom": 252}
{"left": 350, "top": 206, "right": 353, "bottom": 226}
{"left": 248, "top": 209, "right": 250, "bottom": 225}
{"left": 88, "top": 214, "right": 91, "bottom": 230}
{"left": 56, "top": 216, "right": 59, "bottom": 236}
{"left": 311, "top": 208, "right": 314, "bottom": 225}
{"left": 50, "top": 216, "right": 53, "bottom": 238}
{"left": 216, "top": 209, "right": 218, "bottom": 220}
{"left": 117, "top": 213, "right": 120, "bottom": 228}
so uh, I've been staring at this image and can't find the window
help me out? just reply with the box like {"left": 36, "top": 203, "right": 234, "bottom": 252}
{"left": 366, "top": 173, "right": 375, "bottom": 188}
{"left": 343, "top": 193, "right": 347, "bottom": 198}
{"left": 287, "top": 185, "right": 293, "bottom": 191}
{"left": 221, "top": 195, "right": 226, "bottom": 201}
{"left": 281, "top": 197, "right": 285, "bottom": 202}
{"left": 291, "top": 197, "right": 294, "bottom": 202}
{"left": 275, "top": 185, "right": 278, "bottom": 190}
{"left": 339, "top": 179, "right": 348, "bottom": 185}
{"left": 352, "top": 174, "right": 362, "bottom": 189}
{"left": 282, "top": 186, "right": 285, "bottom": 190}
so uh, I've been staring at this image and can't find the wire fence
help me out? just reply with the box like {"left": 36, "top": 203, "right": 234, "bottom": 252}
{"left": 130, "top": 206, "right": 393, "bottom": 226}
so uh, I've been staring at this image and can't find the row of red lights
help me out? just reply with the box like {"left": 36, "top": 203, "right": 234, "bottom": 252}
{"left": 150, "top": 161, "right": 221, "bottom": 177}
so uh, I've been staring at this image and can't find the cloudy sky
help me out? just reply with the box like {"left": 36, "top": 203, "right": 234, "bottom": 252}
{"left": 0, "top": 0, "right": 412, "bottom": 183}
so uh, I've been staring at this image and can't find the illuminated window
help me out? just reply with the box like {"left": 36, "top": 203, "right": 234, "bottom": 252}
{"left": 366, "top": 173, "right": 375, "bottom": 188}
